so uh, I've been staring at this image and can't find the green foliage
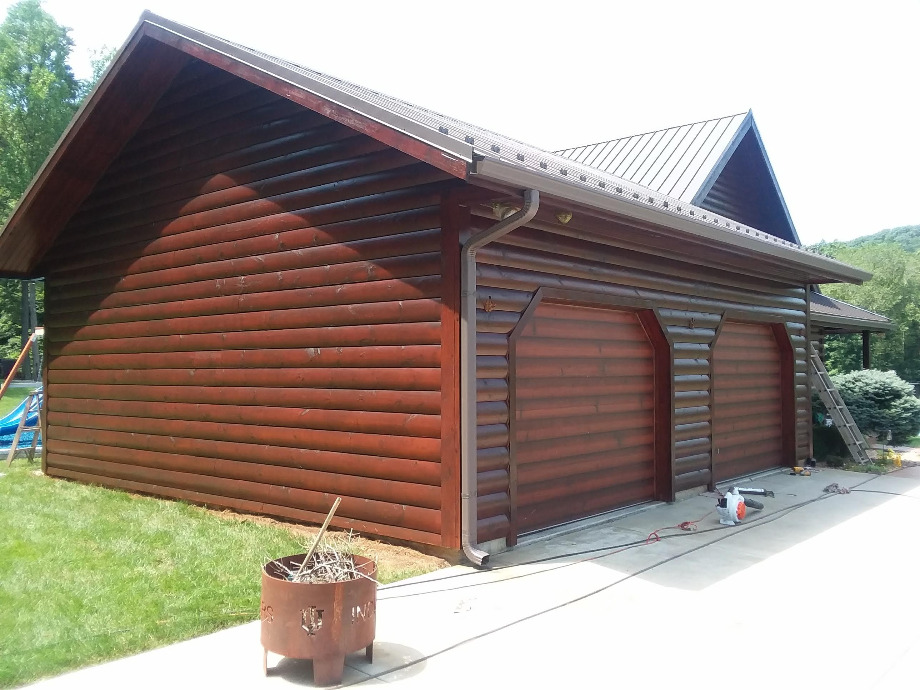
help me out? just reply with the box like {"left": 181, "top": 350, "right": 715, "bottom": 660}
{"left": 0, "top": 0, "right": 82, "bottom": 220}
{"left": 812, "top": 241, "right": 920, "bottom": 380}
{"left": 849, "top": 224, "right": 920, "bottom": 253}
{"left": 831, "top": 369, "right": 920, "bottom": 444}
{"left": 0, "top": 1, "right": 91, "bottom": 362}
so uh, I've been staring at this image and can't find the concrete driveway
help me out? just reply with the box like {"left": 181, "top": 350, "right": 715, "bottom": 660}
{"left": 24, "top": 467, "right": 920, "bottom": 689}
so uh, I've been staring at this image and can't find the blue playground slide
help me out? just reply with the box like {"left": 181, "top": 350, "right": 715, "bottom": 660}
{"left": 0, "top": 388, "right": 42, "bottom": 451}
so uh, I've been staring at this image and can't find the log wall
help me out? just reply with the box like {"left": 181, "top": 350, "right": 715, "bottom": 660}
{"left": 40, "top": 61, "right": 461, "bottom": 547}
{"left": 472, "top": 215, "right": 809, "bottom": 544}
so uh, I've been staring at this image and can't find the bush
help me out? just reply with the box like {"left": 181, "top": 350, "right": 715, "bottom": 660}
{"left": 831, "top": 369, "right": 920, "bottom": 444}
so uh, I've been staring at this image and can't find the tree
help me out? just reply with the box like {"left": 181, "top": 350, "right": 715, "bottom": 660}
{"left": 0, "top": 0, "right": 83, "bottom": 372}
{"left": 814, "top": 241, "right": 920, "bottom": 381}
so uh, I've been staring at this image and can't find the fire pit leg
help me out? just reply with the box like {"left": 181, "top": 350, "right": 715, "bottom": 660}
{"left": 366, "top": 643, "right": 373, "bottom": 663}
{"left": 262, "top": 648, "right": 268, "bottom": 676}
{"left": 312, "top": 654, "right": 346, "bottom": 686}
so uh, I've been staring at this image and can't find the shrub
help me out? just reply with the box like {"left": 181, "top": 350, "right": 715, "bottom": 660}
{"left": 831, "top": 369, "right": 920, "bottom": 444}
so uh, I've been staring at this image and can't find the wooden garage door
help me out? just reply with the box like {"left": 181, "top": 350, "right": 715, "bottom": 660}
{"left": 513, "top": 302, "right": 657, "bottom": 533}
{"left": 712, "top": 321, "right": 783, "bottom": 482}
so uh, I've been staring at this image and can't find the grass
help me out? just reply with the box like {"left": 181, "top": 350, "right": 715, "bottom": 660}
{"left": 0, "top": 386, "right": 32, "bottom": 418}
{"left": 907, "top": 436, "right": 920, "bottom": 449}
{"left": 0, "top": 462, "right": 445, "bottom": 688}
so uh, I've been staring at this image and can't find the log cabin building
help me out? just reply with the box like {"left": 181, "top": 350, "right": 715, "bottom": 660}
{"left": 0, "top": 14, "right": 875, "bottom": 563}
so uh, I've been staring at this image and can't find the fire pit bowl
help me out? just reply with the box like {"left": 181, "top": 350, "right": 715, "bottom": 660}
{"left": 260, "top": 553, "right": 377, "bottom": 685}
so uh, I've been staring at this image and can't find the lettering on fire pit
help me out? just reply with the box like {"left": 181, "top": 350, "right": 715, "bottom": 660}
{"left": 351, "top": 600, "right": 376, "bottom": 623}
{"left": 260, "top": 604, "right": 274, "bottom": 623}
{"left": 301, "top": 607, "right": 324, "bottom": 636}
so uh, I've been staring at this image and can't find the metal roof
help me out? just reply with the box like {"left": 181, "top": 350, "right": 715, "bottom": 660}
{"left": 556, "top": 112, "right": 801, "bottom": 244}
{"left": 0, "top": 13, "right": 869, "bottom": 284}
{"left": 556, "top": 113, "right": 749, "bottom": 203}
{"left": 810, "top": 292, "right": 894, "bottom": 332}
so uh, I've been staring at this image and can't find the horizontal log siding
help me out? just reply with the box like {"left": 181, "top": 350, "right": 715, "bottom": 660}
{"left": 41, "top": 63, "right": 457, "bottom": 546}
{"left": 473, "top": 218, "right": 808, "bottom": 542}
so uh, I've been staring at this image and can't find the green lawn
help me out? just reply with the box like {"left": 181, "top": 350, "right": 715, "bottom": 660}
{"left": 907, "top": 436, "right": 920, "bottom": 448}
{"left": 0, "top": 386, "right": 32, "bottom": 417}
{"left": 0, "top": 461, "right": 442, "bottom": 687}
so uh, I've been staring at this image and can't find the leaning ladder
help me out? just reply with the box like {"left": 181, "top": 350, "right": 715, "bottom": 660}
{"left": 808, "top": 342, "right": 871, "bottom": 464}
{"left": 6, "top": 389, "right": 42, "bottom": 466}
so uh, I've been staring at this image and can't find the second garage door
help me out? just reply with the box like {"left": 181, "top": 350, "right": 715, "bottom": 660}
{"left": 512, "top": 301, "right": 657, "bottom": 533}
{"left": 712, "top": 321, "right": 784, "bottom": 482}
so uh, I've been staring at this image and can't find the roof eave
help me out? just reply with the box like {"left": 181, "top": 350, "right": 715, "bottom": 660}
{"left": 470, "top": 156, "right": 871, "bottom": 285}
{"left": 810, "top": 313, "right": 896, "bottom": 332}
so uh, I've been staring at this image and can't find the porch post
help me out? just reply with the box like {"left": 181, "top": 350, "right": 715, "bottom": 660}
{"left": 862, "top": 330, "right": 871, "bottom": 369}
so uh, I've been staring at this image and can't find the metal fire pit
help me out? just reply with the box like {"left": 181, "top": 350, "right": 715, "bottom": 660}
{"left": 260, "top": 553, "right": 377, "bottom": 686}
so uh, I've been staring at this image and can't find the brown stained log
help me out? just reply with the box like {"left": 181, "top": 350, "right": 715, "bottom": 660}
{"left": 480, "top": 242, "right": 808, "bottom": 310}
{"left": 48, "top": 367, "right": 442, "bottom": 391}
{"left": 50, "top": 184, "right": 447, "bottom": 281}
{"left": 86, "top": 118, "right": 359, "bottom": 212}
{"left": 476, "top": 424, "right": 509, "bottom": 450}
{"left": 476, "top": 332, "right": 508, "bottom": 356}
{"left": 475, "top": 310, "right": 520, "bottom": 334}
{"left": 675, "top": 391, "right": 710, "bottom": 408}
{"left": 517, "top": 417, "right": 655, "bottom": 447}
{"left": 674, "top": 422, "right": 711, "bottom": 442}
{"left": 48, "top": 425, "right": 441, "bottom": 485}
{"left": 52, "top": 202, "right": 441, "bottom": 284}
{"left": 490, "top": 223, "right": 808, "bottom": 296}
{"left": 50, "top": 344, "right": 441, "bottom": 371}
{"left": 675, "top": 375, "right": 710, "bottom": 392}
{"left": 675, "top": 437, "right": 712, "bottom": 458}
{"left": 51, "top": 162, "right": 450, "bottom": 264}
{"left": 47, "top": 253, "right": 442, "bottom": 315}
{"left": 49, "top": 322, "right": 441, "bottom": 357}
{"left": 50, "top": 398, "right": 441, "bottom": 438}
{"left": 68, "top": 134, "right": 390, "bottom": 238}
{"left": 47, "top": 276, "right": 441, "bottom": 329}
{"left": 53, "top": 224, "right": 443, "bottom": 304}
{"left": 476, "top": 492, "right": 511, "bottom": 520}
{"left": 476, "top": 401, "right": 509, "bottom": 425}
{"left": 50, "top": 299, "right": 441, "bottom": 343}
{"left": 48, "top": 411, "right": 441, "bottom": 462}
{"left": 674, "top": 453, "right": 712, "bottom": 475}
{"left": 93, "top": 98, "right": 309, "bottom": 188}
{"left": 674, "top": 359, "right": 710, "bottom": 376}
{"left": 476, "top": 357, "right": 508, "bottom": 380}
{"left": 476, "top": 379, "right": 508, "bottom": 403}
{"left": 477, "top": 469, "right": 509, "bottom": 497}
{"left": 47, "top": 455, "right": 439, "bottom": 535}
{"left": 48, "top": 439, "right": 441, "bottom": 509}
{"left": 477, "top": 264, "right": 806, "bottom": 320}
{"left": 475, "top": 287, "right": 533, "bottom": 312}
{"left": 673, "top": 406, "right": 711, "bottom": 424}
{"left": 477, "top": 515, "right": 510, "bottom": 544}
{"left": 477, "top": 447, "right": 509, "bottom": 474}
{"left": 48, "top": 466, "right": 442, "bottom": 545}
{"left": 48, "top": 384, "right": 441, "bottom": 415}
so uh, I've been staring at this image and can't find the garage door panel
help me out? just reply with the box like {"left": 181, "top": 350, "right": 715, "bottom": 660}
{"left": 514, "top": 301, "right": 657, "bottom": 533}
{"left": 520, "top": 480, "right": 656, "bottom": 530}
{"left": 713, "top": 321, "right": 783, "bottom": 482}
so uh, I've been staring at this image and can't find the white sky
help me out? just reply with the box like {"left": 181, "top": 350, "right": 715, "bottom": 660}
{"left": 2, "top": 0, "right": 918, "bottom": 245}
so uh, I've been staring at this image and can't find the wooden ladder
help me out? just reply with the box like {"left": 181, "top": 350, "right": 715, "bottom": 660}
{"left": 808, "top": 342, "right": 871, "bottom": 464}
{"left": 6, "top": 389, "right": 42, "bottom": 466}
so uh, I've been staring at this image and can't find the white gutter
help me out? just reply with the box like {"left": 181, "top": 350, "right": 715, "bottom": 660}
{"left": 459, "top": 189, "right": 540, "bottom": 566}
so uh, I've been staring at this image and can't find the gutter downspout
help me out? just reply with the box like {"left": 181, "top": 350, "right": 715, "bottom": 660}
{"left": 460, "top": 188, "right": 539, "bottom": 566}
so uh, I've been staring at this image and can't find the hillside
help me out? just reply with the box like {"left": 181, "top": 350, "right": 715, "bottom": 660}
{"left": 847, "top": 224, "right": 920, "bottom": 252}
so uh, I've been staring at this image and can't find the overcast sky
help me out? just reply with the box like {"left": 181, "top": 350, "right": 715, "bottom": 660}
{"left": 3, "top": 0, "right": 917, "bottom": 245}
